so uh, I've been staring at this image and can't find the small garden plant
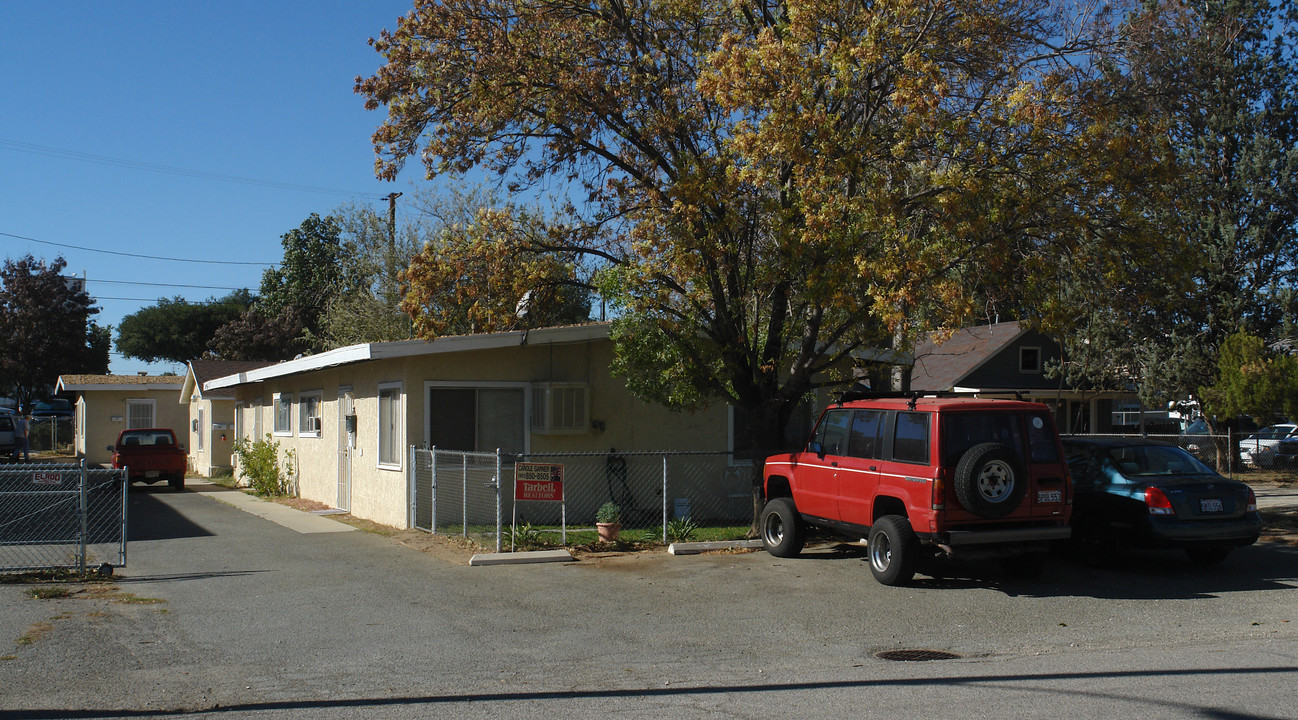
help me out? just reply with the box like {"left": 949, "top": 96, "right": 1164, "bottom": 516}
{"left": 595, "top": 502, "right": 621, "bottom": 524}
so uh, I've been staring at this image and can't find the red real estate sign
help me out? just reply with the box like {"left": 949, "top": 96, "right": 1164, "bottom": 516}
{"left": 514, "top": 463, "right": 564, "bottom": 502}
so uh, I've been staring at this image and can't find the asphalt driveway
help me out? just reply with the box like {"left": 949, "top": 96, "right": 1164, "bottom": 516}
{"left": 2, "top": 481, "right": 1297, "bottom": 719}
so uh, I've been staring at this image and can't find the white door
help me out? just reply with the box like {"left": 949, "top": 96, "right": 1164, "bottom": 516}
{"left": 337, "top": 388, "right": 354, "bottom": 511}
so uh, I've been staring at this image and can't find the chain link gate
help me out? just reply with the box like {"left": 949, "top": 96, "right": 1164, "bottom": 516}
{"left": 410, "top": 447, "right": 504, "bottom": 551}
{"left": 0, "top": 461, "right": 128, "bottom": 574}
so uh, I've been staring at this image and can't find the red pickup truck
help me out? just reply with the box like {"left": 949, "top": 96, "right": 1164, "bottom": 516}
{"left": 109, "top": 428, "right": 188, "bottom": 491}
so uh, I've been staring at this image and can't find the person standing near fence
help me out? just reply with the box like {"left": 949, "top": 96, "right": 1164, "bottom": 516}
{"left": 14, "top": 408, "right": 30, "bottom": 462}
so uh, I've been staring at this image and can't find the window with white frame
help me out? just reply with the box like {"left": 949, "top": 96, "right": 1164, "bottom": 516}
{"left": 1019, "top": 346, "right": 1042, "bottom": 373}
{"left": 274, "top": 393, "right": 293, "bottom": 435}
{"left": 126, "top": 399, "right": 155, "bottom": 429}
{"left": 298, "top": 391, "right": 322, "bottom": 437}
{"left": 378, "top": 384, "right": 402, "bottom": 467}
{"left": 531, "top": 383, "right": 588, "bottom": 434}
{"left": 196, "top": 407, "right": 205, "bottom": 450}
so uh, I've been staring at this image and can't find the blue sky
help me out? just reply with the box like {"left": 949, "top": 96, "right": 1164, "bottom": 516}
{"left": 0, "top": 1, "right": 427, "bottom": 377}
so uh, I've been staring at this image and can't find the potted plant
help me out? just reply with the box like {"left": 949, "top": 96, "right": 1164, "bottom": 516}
{"left": 595, "top": 502, "right": 621, "bottom": 542}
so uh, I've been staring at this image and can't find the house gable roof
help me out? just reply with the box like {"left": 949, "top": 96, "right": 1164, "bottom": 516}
{"left": 909, "top": 321, "right": 1027, "bottom": 392}
{"left": 56, "top": 374, "right": 185, "bottom": 394}
{"left": 182, "top": 360, "right": 276, "bottom": 402}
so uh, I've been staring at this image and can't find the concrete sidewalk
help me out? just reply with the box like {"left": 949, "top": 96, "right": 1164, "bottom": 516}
{"left": 189, "top": 480, "right": 357, "bottom": 534}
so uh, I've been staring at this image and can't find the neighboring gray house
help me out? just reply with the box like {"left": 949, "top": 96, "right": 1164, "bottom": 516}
{"left": 908, "top": 320, "right": 1146, "bottom": 434}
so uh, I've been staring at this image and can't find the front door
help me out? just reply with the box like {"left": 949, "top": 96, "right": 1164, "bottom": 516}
{"left": 337, "top": 387, "right": 354, "bottom": 511}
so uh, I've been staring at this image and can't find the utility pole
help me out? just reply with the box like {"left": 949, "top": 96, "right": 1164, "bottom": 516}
{"left": 383, "top": 192, "right": 402, "bottom": 305}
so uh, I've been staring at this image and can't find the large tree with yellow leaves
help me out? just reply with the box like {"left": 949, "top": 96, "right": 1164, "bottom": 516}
{"left": 358, "top": 0, "right": 1169, "bottom": 514}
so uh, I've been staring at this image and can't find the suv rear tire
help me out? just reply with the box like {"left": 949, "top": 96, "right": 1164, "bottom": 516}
{"left": 868, "top": 515, "right": 917, "bottom": 586}
{"left": 954, "top": 443, "right": 1026, "bottom": 519}
{"left": 760, "top": 497, "right": 805, "bottom": 558}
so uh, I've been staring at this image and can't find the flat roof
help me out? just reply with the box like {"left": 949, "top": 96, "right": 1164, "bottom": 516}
{"left": 204, "top": 323, "right": 611, "bottom": 391}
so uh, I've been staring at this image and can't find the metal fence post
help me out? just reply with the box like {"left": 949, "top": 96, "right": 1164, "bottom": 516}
{"left": 119, "top": 464, "right": 129, "bottom": 568}
{"left": 1228, "top": 428, "right": 1234, "bottom": 477}
{"left": 78, "top": 459, "right": 88, "bottom": 573}
{"left": 430, "top": 447, "right": 438, "bottom": 533}
{"left": 662, "top": 454, "right": 668, "bottom": 544}
{"left": 462, "top": 451, "right": 469, "bottom": 538}
{"left": 495, "top": 448, "right": 503, "bottom": 553}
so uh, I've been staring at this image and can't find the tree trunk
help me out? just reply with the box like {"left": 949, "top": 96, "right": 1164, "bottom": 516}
{"left": 745, "top": 401, "right": 792, "bottom": 537}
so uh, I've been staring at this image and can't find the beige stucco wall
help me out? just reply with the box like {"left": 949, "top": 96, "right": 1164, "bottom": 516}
{"left": 74, "top": 388, "right": 189, "bottom": 465}
{"left": 228, "top": 337, "right": 739, "bottom": 530}
{"left": 187, "top": 397, "right": 237, "bottom": 477}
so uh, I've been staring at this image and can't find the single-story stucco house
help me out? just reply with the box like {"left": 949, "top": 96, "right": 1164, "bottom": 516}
{"left": 180, "top": 360, "right": 274, "bottom": 478}
{"left": 55, "top": 374, "right": 189, "bottom": 465}
{"left": 204, "top": 323, "right": 770, "bottom": 530}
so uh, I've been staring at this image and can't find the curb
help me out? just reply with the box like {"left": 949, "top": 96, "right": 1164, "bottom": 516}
{"left": 668, "top": 539, "right": 763, "bottom": 555}
{"left": 469, "top": 549, "right": 575, "bottom": 566}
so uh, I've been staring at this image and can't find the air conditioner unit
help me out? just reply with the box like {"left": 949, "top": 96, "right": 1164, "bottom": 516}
{"left": 531, "top": 383, "right": 589, "bottom": 434}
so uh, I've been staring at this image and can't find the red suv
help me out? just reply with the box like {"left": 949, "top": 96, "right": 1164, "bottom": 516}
{"left": 762, "top": 392, "right": 1072, "bottom": 585}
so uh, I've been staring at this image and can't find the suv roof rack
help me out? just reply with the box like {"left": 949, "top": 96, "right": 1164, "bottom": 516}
{"left": 836, "top": 389, "right": 1025, "bottom": 409}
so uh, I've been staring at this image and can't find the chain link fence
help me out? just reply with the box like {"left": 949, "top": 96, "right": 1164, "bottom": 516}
{"left": 27, "top": 417, "right": 76, "bottom": 455}
{"left": 0, "top": 461, "right": 127, "bottom": 574}
{"left": 410, "top": 449, "right": 755, "bottom": 550}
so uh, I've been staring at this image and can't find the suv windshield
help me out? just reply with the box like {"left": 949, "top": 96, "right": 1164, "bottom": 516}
{"left": 941, "top": 411, "right": 1059, "bottom": 467}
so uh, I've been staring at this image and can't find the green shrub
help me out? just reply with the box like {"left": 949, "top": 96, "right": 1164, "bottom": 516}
{"left": 232, "top": 434, "right": 296, "bottom": 496}
{"left": 666, "top": 516, "right": 699, "bottom": 543}
{"left": 506, "top": 523, "right": 547, "bottom": 551}
{"left": 595, "top": 502, "right": 621, "bottom": 524}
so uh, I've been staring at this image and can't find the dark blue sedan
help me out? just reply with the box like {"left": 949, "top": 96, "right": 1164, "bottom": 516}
{"left": 1063, "top": 438, "right": 1261, "bottom": 566}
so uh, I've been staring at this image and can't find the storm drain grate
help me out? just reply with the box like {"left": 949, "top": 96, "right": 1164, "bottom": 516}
{"left": 875, "top": 649, "right": 961, "bottom": 662}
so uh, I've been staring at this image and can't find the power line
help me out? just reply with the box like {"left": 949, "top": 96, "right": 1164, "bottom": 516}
{"left": 86, "top": 279, "right": 250, "bottom": 291}
{"left": 0, "top": 138, "right": 386, "bottom": 199}
{"left": 0, "top": 231, "right": 277, "bottom": 266}
{"left": 94, "top": 296, "right": 248, "bottom": 304}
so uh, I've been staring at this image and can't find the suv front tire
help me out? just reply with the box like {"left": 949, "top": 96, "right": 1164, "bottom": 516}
{"left": 761, "top": 497, "right": 805, "bottom": 558}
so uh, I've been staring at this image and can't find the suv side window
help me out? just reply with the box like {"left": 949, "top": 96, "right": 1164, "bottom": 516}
{"left": 813, "top": 409, "right": 853, "bottom": 456}
{"left": 848, "top": 410, "right": 885, "bottom": 459}
{"left": 893, "top": 412, "right": 931, "bottom": 464}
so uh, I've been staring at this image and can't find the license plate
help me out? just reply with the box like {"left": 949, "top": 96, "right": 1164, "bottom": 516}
{"left": 1037, "top": 490, "right": 1062, "bottom": 503}
{"left": 145, "top": 470, "right": 160, "bottom": 479}
{"left": 1200, "top": 498, "right": 1224, "bottom": 513}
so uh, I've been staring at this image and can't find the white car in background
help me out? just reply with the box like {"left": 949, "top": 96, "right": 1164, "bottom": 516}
{"left": 1240, "top": 423, "right": 1298, "bottom": 468}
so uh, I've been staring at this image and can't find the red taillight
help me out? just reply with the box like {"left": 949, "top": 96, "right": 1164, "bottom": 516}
{"left": 1246, "top": 487, "right": 1257, "bottom": 513}
{"left": 932, "top": 470, "right": 946, "bottom": 510}
{"left": 1145, "top": 487, "right": 1175, "bottom": 516}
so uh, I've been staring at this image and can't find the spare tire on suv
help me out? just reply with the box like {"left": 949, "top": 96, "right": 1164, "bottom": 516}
{"left": 953, "top": 442, "right": 1026, "bottom": 519}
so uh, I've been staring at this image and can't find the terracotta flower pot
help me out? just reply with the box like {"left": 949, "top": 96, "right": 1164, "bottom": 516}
{"left": 596, "top": 522, "right": 621, "bottom": 542}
